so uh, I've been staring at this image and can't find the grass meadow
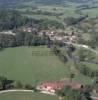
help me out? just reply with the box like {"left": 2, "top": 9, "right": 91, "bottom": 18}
{"left": 0, "top": 92, "right": 58, "bottom": 100}
{"left": 0, "top": 46, "right": 70, "bottom": 85}
{"left": 0, "top": 46, "right": 94, "bottom": 85}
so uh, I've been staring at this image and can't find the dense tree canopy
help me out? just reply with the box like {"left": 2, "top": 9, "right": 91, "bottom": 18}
{"left": 0, "top": 10, "right": 32, "bottom": 31}
{"left": 56, "top": 86, "right": 88, "bottom": 100}
{"left": 0, "top": 9, "right": 64, "bottom": 31}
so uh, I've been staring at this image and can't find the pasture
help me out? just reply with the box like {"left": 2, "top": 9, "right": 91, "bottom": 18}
{"left": 0, "top": 92, "right": 58, "bottom": 100}
{"left": 0, "top": 46, "right": 70, "bottom": 84}
{"left": 0, "top": 46, "right": 94, "bottom": 85}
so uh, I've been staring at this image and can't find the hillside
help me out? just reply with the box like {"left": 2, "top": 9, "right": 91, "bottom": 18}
{"left": 0, "top": 0, "right": 32, "bottom": 8}
{"left": 0, "top": 0, "right": 95, "bottom": 8}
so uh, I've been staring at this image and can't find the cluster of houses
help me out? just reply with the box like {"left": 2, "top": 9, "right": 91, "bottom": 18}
{"left": 39, "top": 30, "right": 79, "bottom": 43}
{"left": 22, "top": 27, "right": 35, "bottom": 33}
{"left": 36, "top": 80, "right": 82, "bottom": 95}
{"left": 20, "top": 26, "right": 79, "bottom": 43}
{"left": 0, "top": 26, "right": 78, "bottom": 44}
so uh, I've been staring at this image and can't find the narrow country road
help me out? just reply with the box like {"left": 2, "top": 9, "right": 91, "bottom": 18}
{"left": 63, "top": 41, "right": 98, "bottom": 54}
{"left": 0, "top": 89, "right": 34, "bottom": 94}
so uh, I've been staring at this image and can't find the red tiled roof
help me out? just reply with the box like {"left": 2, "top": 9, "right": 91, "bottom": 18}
{"left": 39, "top": 81, "right": 65, "bottom": 89}
{"left": 38, "top": 81, "right": 82, "bottom": 90}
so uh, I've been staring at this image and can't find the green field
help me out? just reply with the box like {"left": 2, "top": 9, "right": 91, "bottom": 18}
{"left": 81, "top": 8, "right": 98, "bottom": 17}
{"left": 17, "top": 3, "right": 80, "bottom": 23}
{"left": 0, "top": 92, "right": 58, "bottom": 100}
{"left": 0, "top": 46, "right": 71, "bottom": 84}
{"left": 16, "top": 0, "right": 98, "bottom": 24}
{"left": 0, "top": 46, "right": 94, "bottom": 85}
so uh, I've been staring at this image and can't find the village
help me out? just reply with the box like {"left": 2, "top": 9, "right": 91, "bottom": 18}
{"left": 0, "top": 26, "right": 79, "bottom": 44}
{"left": 22, "top": 26, "right": 79, "bottom": 43}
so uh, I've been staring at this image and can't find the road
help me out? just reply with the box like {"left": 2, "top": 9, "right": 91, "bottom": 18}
{"left": 0, "top": 89, "right": 34, "bottom": 94}
{"left": 63, "top": 41, "right": 98, "bottom": 54}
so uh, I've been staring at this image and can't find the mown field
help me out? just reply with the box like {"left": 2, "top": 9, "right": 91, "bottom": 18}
{"left": 0, "top": 46, "right": 71, "bottom": 84}
{"left": 0, "top": 92, "right": 58, "bottom": 100}
{"left": 0, "top": 46, "right": 94, "bottom": 85}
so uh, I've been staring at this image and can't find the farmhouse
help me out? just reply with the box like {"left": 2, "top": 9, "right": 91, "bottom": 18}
{"left": 39, "top": 30, "right": 57, "bottom": 37}
{"left": 22, "top": 27, "right": 32, "bottom": 33}
{"left": 37, "top": 81, "right": 82, "bottom": 94}
{"left": 37, "top": 81, "right": 65, "bottom": 93}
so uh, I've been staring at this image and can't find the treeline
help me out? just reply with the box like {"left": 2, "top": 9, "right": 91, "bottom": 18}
{"left": 0, "top": 76, "right": 37, "bottom": 91}
{"left": 52, "top": 46, "right": 68, "bottom": 63}
{"left": 64, "top": 15, "right": 88, "bottom": 25}
{"left": 0, "top": 9, "right": 64, "bottom": 31}
{"left": 77, "top": 4, "right": 98, "bottom": 10}
{"left": 36, "top": 0, "right": 64, "bottom": 5}
{"left": 37, "top": 19, "right": 64, "bottom": 29}
{"left": 0, "top": 9, "right": 32, "bottom": 31}
{"left": 78, "top": 63, "right": 98, "bottom": 78}
{"left": 0, "top": 31, "right": 51, "bottom": 48}
{"left": 56, "top": 86, "right": 89, "bottom": 100}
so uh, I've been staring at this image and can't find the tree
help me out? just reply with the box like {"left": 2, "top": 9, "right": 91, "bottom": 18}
{"left": 0, "top": 76, "right": 9, "bottom": 90}
{"left": 15, "top": 81, "right": 24, "bottom": 89}
{"left": 70, "top": 73, "right": 75, "bottom": 82}
{"left": 25, "top": 84, "right": 33, "bottom": 89}
{"left": 56, "top": 86, "right": 88, "bottom": 100}
{"left": 76, "top": 49, "right": 86, "bottom": 61}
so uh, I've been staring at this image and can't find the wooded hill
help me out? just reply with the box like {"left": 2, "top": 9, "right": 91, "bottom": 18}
{"left": 0, "top": 0, "right": 96, "bottom": 8}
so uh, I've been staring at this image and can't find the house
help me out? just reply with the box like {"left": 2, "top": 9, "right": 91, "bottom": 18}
{"left": 22, "top": 27, "right": 32, "bottom": 33}
{"left": 37, "top": 81, "right": 65, "bottom": 93}
{"left": 69, "top": 35, "right": 78, "bottom": 43}
{"left": 39, "top": 30, "right": 57, "bottom": 37}
{"left": 54, "top": 36, "right": 63, "bottom": 41}
{"left": 37, "top": 81, "right": 82, "bottom": 94}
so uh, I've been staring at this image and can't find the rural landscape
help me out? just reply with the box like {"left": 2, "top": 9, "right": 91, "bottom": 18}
{"left": 1, "top": 0, "right": 98, "bottom": 100}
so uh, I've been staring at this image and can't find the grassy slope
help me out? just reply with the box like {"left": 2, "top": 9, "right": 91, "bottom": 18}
{"left": 0, "top": 46, "right": 93, "bottom": 85}
{"left": 0, "top": 92, "right": 58, "bottom": 100}
{"left": 0, "top": 46, "right": 70, "bottom": 84}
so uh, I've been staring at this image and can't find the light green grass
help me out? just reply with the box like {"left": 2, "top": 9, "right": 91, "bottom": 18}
{"left": 0, "top": 46, "right": 94, "bottom": 85}
{"left": 83, "top": 62, "right": 98, "bottom": 71}
{"left": 24, "top": 14, "right": 60, "bottom": 22}
{"left": 18, "top": 4, "right": 80, "bottom": 23}
{"left": 0, "top": 46, "right": 70, "bottom": 84}
{"left": 81, "top": 8, "right": 98, "bottom": 17}
{"left": 0, "top": 92, "right": 58, "bottom": 100}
